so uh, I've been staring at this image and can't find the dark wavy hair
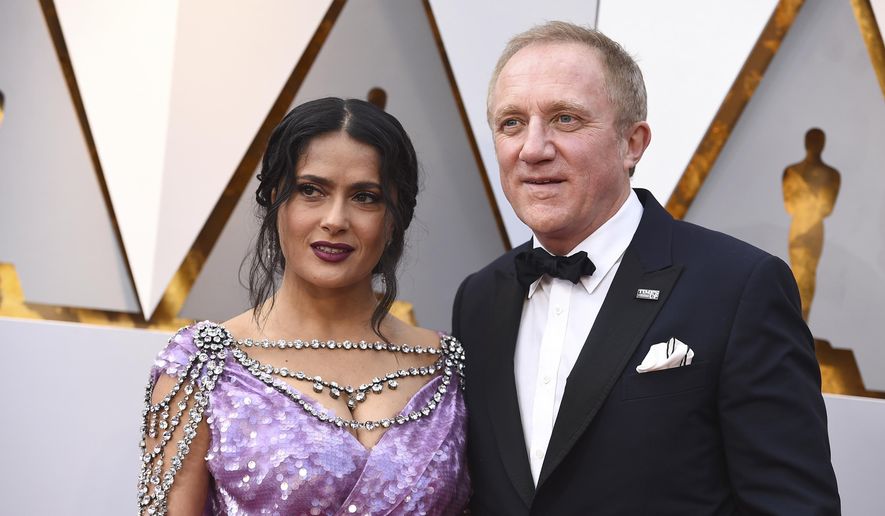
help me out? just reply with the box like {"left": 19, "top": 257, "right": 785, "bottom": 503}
{"left": 247, "top": 97, "right": 418, "bottom": 340}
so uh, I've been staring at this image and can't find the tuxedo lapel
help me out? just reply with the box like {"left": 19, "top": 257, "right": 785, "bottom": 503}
{"left": 484, "top": 251, "right": 536, "bottom": 508}
{"left": 537, "top": 190, "right": 683, "bottom": 487}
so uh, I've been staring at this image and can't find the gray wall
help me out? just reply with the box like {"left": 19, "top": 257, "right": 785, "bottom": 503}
{"left": 685, "top": 0, "right": 885, "bottom": 390}
{"left": 0, "top": 317, "right": 164, "bottom": 515}
{"left": 825, "top": 394, "right": 885, "bottom": 514}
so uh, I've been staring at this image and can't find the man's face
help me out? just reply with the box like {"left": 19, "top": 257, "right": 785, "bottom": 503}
{"left": 490, "top": 42, "right": 639, "bottom": 254}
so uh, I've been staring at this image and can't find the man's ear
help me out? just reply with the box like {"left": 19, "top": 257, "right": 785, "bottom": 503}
{"left": 623, "top": 121, "right": 651, "bottom": 171}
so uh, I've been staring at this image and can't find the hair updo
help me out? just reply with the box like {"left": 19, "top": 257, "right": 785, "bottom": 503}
{"left": 247, "top": 97, "right": 419, "bottom": 340}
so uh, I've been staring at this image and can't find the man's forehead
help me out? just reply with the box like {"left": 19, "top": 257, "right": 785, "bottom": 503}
{"left": 487, "top": 41, "right": 607, "bottom": 122}
{"left": 504, "top": 41, "right": 603, "bottom": 73}
{"left": 494, "top": 45, "right": 604, "bottom": 92}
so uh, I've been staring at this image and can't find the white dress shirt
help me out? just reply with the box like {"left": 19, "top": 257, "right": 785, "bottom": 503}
{"left": 514, "top": 190, "right": 643, "bottom": 484}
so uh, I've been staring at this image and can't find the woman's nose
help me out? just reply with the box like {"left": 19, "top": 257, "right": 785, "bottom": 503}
{"left": 320, "top": 197, "right": 349, "bottom": 234}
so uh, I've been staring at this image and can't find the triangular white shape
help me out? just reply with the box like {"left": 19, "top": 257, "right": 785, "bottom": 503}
{"left": 597, "top": 0, "right": 779, "bottom": 203}
{"left": 872, "top": 0, "right": 885, "bottom": 43}
{"left": 0, "top": 1, "right": 139, "bottom": 312}
{"left": 55, "top": 1, "right": 332, "bottom": 318}
{"left": 55, "top": 0, "right": 178, "bottom": 317}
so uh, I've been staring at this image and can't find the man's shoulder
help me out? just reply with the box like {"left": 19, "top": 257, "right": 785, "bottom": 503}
{"left": 663, "top": 218, "right": 793, "bottom": 291}
{"left": 634, "top": 189, "right": 776, "bottom": 275}
{"left": 670, "top": 218, "right": 771, "bottom": 265}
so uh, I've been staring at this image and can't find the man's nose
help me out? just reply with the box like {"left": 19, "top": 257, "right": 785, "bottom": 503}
{"left": 320, "top": 197, "right": 349, "bottom": 234}
{"left": 519, "top": 118, "right": 555, "bottom": 164}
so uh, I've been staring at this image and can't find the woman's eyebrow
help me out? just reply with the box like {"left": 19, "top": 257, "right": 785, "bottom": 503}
{"left": 349, "top": 181, "right": 383, "bottom": 191}
{"left": 295, "top": 174, "right": 333, "bottom": 186}
{"left": 297, "top": 175, "right": 382, "bottom": 191}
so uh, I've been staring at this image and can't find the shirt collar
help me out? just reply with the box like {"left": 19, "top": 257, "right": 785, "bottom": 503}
{"left": 527, "top": 189, "right": 643, "bottom": 298}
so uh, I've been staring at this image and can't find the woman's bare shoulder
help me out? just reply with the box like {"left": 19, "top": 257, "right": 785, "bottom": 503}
{"left": 220, "top": 310, "right": 256, "bottom": 339}
{"left": 386, "top": 317, "right": 445, "bottom": 348}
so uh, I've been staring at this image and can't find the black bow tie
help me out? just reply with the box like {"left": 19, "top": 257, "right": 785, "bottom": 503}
{"left": 515, "top": 247, "right": 596, "bottom": 288}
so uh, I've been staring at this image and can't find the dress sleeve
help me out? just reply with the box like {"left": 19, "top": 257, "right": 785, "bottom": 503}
{"left": 151, "top": 325, "right": 200, "bottom": 379}
{"left": 138, "top": 322, "right": 233, "bottom": 515}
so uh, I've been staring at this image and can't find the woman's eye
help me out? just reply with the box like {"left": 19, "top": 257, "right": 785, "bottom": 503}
{"left": 353, "top": 192, "right": 380, "bottom": 204}
{"left": 297, "top": 184, "right": 321, "bottom": 197}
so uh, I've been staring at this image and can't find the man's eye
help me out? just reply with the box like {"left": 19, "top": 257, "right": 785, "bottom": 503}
{"left": 502, "top": 119, "right": 519, "bottom": 128}
{"left": 558, "top": 114, "right": 575, "bottom": 124}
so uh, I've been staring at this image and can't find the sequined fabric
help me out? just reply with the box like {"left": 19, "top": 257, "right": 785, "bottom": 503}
{"left": 149, "top": 324, "right": 469, "bottom": 515}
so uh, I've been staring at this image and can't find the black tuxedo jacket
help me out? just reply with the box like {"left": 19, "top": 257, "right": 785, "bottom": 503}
{"left": 452, "top": 190, "right": 840, "bottom": 515}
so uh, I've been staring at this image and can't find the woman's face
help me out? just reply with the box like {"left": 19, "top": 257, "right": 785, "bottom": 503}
{"left": 277, "top": 131, "right": 390, "bottom": 292}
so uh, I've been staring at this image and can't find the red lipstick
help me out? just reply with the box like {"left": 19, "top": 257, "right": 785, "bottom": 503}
{"left": 310, "top": 241, "right": 354, "bottom": 263}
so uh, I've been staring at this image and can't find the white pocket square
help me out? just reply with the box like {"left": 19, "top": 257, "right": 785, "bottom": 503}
{"left": 636, "top": 337, "right": 694, "bottom": 373}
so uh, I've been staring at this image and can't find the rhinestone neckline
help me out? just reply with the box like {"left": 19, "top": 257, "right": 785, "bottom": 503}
{"left": 235, "top": 336, "right": 447, "bottom": 409}
{"left": 229, "top": 330, "right": 466, "bottom": 431}
{"left": 237, "top": 337, "right": 442, "bottom": 355}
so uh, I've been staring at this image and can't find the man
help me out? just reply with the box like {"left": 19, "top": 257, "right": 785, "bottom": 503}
{"left": 452, "top": 21, "right": 840, "bottom": 515}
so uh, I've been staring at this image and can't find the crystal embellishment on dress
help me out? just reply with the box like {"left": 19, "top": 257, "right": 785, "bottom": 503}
{"left": 236, "top": 336, "right": 451, "bottom": 411}
{"left": 137, "top": 322, "right": 235, "bottom": 516}
{"left": 230, "top": 333, "right": 466, "bottom": 431}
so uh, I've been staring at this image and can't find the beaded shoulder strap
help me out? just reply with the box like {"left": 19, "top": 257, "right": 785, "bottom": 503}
{"left": 137, "top": 322, "right": 233, "bottom": 515}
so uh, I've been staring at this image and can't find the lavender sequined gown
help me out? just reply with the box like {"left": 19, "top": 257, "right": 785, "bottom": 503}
{"left": 150, "top": 324, "right": 469, "bottom": 515}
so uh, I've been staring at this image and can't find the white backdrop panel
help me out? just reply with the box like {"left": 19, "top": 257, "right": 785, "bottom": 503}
{"left": 0, "top": 318, "right": 165, "bottom": 515}
{"left": 824, "top": 394, "right": 885, "bottom": 515}
{"left": 597, "top": 0, "right": 777, "bottom": 204}
{"left": 0, "top": 1, "right": 138, "bottom": 312}
{"left": 685, "top": 0, "right": 885, "bottom": 390}
{"left": 428, "top": 0, "right": 598, "bottom": 248}
{"left": 181, "top": 0, "right": 505, "bottom": 332}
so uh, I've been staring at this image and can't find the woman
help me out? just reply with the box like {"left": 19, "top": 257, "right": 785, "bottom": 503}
{"left": 138, "top": 98, "right": 469, "bottom": 515}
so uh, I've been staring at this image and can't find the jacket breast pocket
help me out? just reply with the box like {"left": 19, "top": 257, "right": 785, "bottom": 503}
{"left": 623, "top": 363, "right": 708, "bottom": 401}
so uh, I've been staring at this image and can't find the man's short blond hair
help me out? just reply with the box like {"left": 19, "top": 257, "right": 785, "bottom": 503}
{"left": 487, "top": 21, "right": 647, "bottom": 132}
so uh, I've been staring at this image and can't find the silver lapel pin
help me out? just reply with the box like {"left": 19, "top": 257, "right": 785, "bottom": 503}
{"left": 636, "top": 288, "right": 660, "bottom": 301}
